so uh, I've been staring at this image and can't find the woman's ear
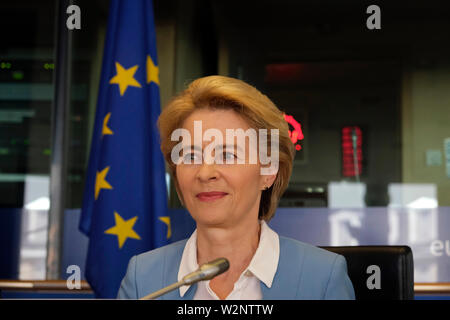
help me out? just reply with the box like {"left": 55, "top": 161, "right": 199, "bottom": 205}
{"left": 261, "top": 173, "right": 277, "bottom": 190}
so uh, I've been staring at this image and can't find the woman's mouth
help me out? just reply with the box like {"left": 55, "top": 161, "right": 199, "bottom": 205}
{"left": 196, "top": 191, "right": 228, "bottom": 202}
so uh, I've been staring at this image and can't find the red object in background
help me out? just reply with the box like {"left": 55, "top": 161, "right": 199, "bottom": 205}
{"left": 342, "top": 126, "right": 363, "bottom": 177}
{"left": 265, "top": 63, "right": 305, "bottom": 83}
{"left": 284, "top": 114, "right": 304, "bottom": 151}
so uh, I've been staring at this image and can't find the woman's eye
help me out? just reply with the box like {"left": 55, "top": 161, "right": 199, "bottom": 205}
{"left": 183, "top": 152, "right": 201, "bottom": 163}
{"left": 223, "top": 152, "right": 236, "bottom": 160}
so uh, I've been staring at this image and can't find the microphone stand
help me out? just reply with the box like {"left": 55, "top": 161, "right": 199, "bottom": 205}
{"left": 351, "top": 128, "right": 360, "bottom": 183}
{"left": 140, "top": 280, "right": 187, "bottom": 300}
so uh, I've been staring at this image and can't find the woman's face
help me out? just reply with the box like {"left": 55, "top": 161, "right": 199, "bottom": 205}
{"left": 175, "top": 108, "right": 274, "bottom": 228}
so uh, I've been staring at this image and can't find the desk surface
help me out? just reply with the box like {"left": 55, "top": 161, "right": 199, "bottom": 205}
{"left": 1, "top": 280, "right": 450, "bottom": 295}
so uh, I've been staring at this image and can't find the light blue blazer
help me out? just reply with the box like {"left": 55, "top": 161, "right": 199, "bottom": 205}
{"left": 117, "top": 236, "right": 355, "bottom": 300}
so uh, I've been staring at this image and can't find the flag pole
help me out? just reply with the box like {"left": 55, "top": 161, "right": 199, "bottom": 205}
{"left": 46, "top": 0, "right": 73, "bottom": 280}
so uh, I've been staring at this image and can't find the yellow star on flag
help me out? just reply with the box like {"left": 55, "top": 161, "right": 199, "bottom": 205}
{"left": 95, "top": 166, "right": 113, "bottom": 200}
{"left": 105, "top": 212, "right": 141, "bottom": 249}
{"left": 102, "top": 112, "right": 113, "bottom": 136}
{"left": 109, "top": 62, "right": 142, "bottom": 96}
{"left": 146, "top": 55, "right": 159, "bottom": 85}
{"left": 158, "top": 216, "right": 172, "bottom": 239}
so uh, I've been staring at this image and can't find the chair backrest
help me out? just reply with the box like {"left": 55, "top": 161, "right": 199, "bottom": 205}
{"left": 320, "top": 246, "right": 414, "bottom": 300}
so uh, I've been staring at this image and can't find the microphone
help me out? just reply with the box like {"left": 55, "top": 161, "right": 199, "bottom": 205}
{"left": 182, "top": 257, "right": 230, "bottom": 285}
{"left": 140, "top": 257, "right": 229, "bottom": 300}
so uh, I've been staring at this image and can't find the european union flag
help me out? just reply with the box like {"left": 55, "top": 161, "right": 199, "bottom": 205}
{"left": 79, "top": 0, "right": 170, "bottom": 298}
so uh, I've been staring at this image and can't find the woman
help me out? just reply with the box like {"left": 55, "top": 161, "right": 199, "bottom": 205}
{"left": 117, "top": 76, "right": 355, "bottom": 300}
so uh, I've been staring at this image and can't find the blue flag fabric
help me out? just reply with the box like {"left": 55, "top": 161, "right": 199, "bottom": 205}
{"left": 79, "top": 0, "right": 170, "bottom": 298}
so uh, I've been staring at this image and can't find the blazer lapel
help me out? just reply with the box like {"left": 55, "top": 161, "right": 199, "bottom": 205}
{"left": 261, "top": 236, "right": 305, "bottom": 300}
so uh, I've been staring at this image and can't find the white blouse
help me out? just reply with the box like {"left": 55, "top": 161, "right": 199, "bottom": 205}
{"left": 177, "top": 220, "right": 280, "bottom": 300}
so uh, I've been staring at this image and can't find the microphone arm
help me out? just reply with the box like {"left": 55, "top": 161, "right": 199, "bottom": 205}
{"left": 139, "top": 257, "right": 229, "bottom": 300}
{"left": 351, "top": 128, "right": 360, "bottom": 183}
{"left": 140, "top": 279, "right": 185, "bottom": 300}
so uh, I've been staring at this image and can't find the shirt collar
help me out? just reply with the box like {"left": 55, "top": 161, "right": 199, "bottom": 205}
{"left": 177, "top": 220, "right": 280, "bottom": 297}
{"left": 178, "top": 229, "right": 199, "bottom": 297}
{"left": 246, "top": 220, "right": 280, "bottom": 288}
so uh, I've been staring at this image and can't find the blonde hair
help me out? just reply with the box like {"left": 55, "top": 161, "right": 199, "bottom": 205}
{"left": 157, "top": 75, "right": 294, "bottom": 220}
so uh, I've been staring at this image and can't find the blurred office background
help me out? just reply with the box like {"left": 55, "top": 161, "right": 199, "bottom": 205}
{"left": 0, "top": 0, "right": 449, "bottom": 298}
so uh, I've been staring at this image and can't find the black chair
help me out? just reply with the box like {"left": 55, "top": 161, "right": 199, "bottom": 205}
{"left": 320, "top": 246, "right": 414, "bottom": 300}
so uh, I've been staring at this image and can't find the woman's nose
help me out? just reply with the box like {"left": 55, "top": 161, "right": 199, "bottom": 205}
{"left": 196, "top": 162, "right": 219, "bottom": 182}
